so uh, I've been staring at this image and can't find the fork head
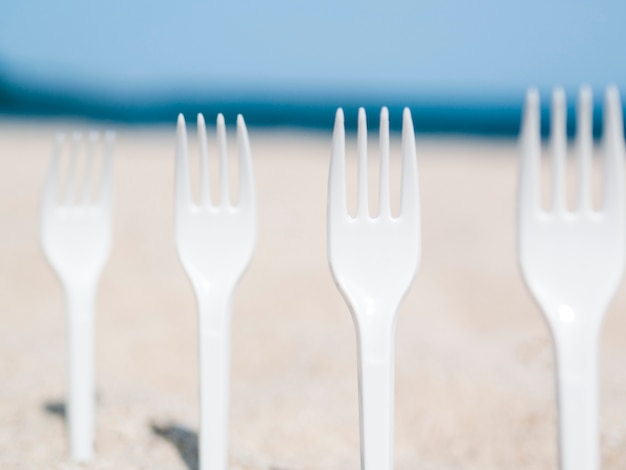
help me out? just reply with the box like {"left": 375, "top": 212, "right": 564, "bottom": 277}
{"left": 327, "top": 107, "right": 421, "bottom": 317}
{"left": 518, "top": 86, "right": 625, "bottom": 322}
{"left": 175, "top": 113, "right": 256, "bottom": 293}
{"left": 41, "top": 131, "right": 114, "bottom": 285}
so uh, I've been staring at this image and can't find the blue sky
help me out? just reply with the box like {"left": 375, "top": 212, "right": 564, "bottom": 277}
{"left": 1, "top": 1, "right": 624, "bottom": 129}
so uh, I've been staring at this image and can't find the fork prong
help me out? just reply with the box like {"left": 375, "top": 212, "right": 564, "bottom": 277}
{"left": 98, "top": 131, "right": 115, "bottom": 213}
{"left": 551, "top": 88, "right": 567, "bottom": 213}
{"left": 328, "top": 108, "right": 347, "bottom": 223}
{"left": 576, "top": 86, "right": 593, "bottom": 213}
{"left": 217, "top": 114, "right": 230, "bottom": 207}
{"left": 65, "top": 132, "right": 82, "bottom": 206}
{"left": 378, "top": 107, "right": 391, "bottom": 219}
{"left": 81, "top": 131, "right": 98, "bottom": 206}
{"left": 175, "top": 114, "right": 193, "bottom": 212}
{"left": 602, "top": 85, "right": 625, "bottom": 215}
{"left": 400, "top": 108, "right": 419, "bottom": 219}
{"left": 42, "top": 133, "right": 64, "bottom": 213}
{"left": 237, "top": 114, "right": 255, "bottom": 212}
{"left": 197, "top": 114, "right": 212, "bottom": 208}
{"left": 519, "top": 89, "right": 542, "bottom": 221}
{"left": 357, "top": 108, "right": 369, "bottom": 218}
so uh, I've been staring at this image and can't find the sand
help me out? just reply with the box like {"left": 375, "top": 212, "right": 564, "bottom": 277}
{"left": 1, "top": 121, "right": 625, "bottom": 469}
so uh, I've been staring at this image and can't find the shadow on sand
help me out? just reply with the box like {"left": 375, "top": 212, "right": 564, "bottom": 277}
{"left": 151, "top": 423, "right": 198, "bottom": 470}
{"left": 43, "top": 400, "right": 66, "bottom": 420}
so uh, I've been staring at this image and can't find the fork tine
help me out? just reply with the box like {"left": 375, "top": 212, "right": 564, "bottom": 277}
{"left": 237, "top": 114, "right": 255, "bottom": 211}
{"left": 357, "top": 108, "right": 369, "bottom": 218}
{"left": 400, "top": 108, "right": 419, "bottom": 218}
{"left": 602, "top": 85, "right": 625, "bottom": 215}
{"left": 65, "top": 132, "right": 82, "bottom": 206}
{"left": 43, "top": 133, "right": 64, "bottom": 213}
{"left": 576, "top": 86, "right": 593, "bottom": 213}
{"left": 197, "top": 114, "right": 212, "bottom": 208}
{"left": 81, "top": 131, "right": 98, "bottom": 206}
{"left": 378, "top": 107, "right": 391, "bottom": 218}
{"left": 217, "top": 114, "right": 230, "bottom": 206}
{"left": 551, "top": 88, "right": 567, "bottom": 213}
{"left": 176, "top": 114, "right": 193, "bottom": 211}
{"left": 519, "top": 89, "right": 541, "bottom": 221}
{"left": 98, "top": 131, "right": 115, "bottom": 212}
{"left": 328, "top": 108, "right": 347, "bottom": 223}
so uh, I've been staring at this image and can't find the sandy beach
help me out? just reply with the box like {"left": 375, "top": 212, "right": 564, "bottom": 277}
{"left": 1, "top": 121, "right": 625, "bottom": 469}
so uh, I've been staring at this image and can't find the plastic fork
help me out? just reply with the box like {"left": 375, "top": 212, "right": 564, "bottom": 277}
{"left": 174, "top": 113, "right": 256, "bottom": 470}
{"left": 327, "top": 107, "right": 421, "bottom": 470}
{"left": 40, "top": 131, "right": 114, "bottom": 462}
{"left": 517, "top": 86, "right": 625, "bottom": 470}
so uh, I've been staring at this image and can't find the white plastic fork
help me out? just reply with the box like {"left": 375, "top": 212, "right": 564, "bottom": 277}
{"left": 40, "top": 131, "right": 114, "bottom": 462}
{"left": 327, "top": 107, "right": 421, "bottom": 470}
{"left": 517, "top": 86, "right": 625, "bottom": 470}
{"left": 175, "top": 113, "right": 256, "bottom": 470}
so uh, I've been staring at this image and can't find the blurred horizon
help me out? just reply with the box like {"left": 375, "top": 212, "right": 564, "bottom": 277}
{"left": 1, "top": 0, "right": 625, "bottom": 134}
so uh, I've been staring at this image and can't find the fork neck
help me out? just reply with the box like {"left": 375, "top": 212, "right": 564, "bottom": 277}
{"left": 351, "top": 297, "right": 399, "bottom": 323}
{"left": 193, "top": 284, "right": 235, "bottom": 333}
{"left": 351, "top": 300, "right": 399, "bottom": 361}
{"left": 546, "top": 303, "right": 604, "bottom": 345}
{"left": 64, "top": 281, "right": 98, "bottom": 313}
{"left": 350, "top": 301, "right": 398, "bottom": 470}
{"left": 546, "top": 304, "right": 602, "bottom": 470}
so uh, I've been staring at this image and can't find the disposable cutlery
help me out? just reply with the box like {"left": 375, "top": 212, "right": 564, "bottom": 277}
{"left": 326, "top": 107, "right": 421, "bottom": 470}
{"left": 517, "top": 86, "right": 625, "bottom": 470}
{"left": 174, "top": 113, "right": 256, "bottom": 470}
{"left": 40, "top": 131, "right": 114, "bottom": 461}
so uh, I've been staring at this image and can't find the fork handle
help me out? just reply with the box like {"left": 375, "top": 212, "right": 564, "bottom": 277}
{"left": 356, "top": 317, "right": 396, "bottom": 470}
{"left": 553, "top": 322, "right": 600, "bottom": 470}
{"left": 66, "top": 285, "right": 96, "bottom": 462}
{"left": 196, "top": 290, "right": 233, "bottom": 470}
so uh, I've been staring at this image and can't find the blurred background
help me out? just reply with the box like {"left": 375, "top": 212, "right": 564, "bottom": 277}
{"left": 1, "top": 1, "right": 626, "bottom": 469}
{"left": 2, "top": 1, "right": 626, "bottom": 132}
